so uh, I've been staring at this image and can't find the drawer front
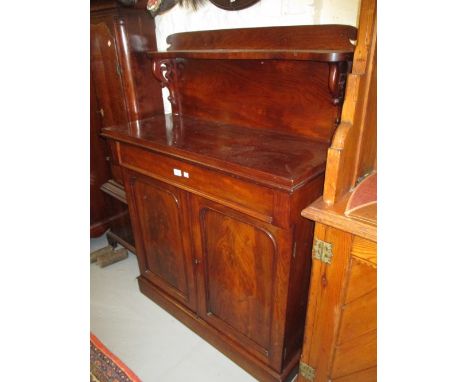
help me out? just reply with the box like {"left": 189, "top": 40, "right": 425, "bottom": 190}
{"left": 119, "top": 143, "right": 275, "bottom": 222}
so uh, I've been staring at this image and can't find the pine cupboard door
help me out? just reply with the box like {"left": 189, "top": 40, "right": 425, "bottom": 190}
{"left": 126, "top": 171, "right": 197, "bottom": 311}
{"left": 190, "top": 195, "right": 291, "bottom": 370}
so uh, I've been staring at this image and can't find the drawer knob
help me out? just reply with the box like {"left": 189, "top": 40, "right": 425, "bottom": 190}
{"left": 183, "top": 171, "right": 189, "bottom": 178}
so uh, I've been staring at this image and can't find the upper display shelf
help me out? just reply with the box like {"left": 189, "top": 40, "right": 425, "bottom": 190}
{"left": 147, "top": 49, "right": 353, "bottom": 62}
{"left": 146, "top": 25, "right": 357, "bottom": 144}
{"left": 149, "top": 24, "right": 357, "bottom": 62}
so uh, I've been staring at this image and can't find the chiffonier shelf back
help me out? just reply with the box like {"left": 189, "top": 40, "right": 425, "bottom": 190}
{"left": 149, "top": 25, "right": 357, "bottom": 143}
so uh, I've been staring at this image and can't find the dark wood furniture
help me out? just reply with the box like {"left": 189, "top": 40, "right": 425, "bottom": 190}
{"left": 90, "top": 0, "right": 164, "bottom": 250}
{"left": 298, "top": 1, "right": 377, "bottom": 381}
{"left": 102, "top": 25, "right": 356, "bottom": 381}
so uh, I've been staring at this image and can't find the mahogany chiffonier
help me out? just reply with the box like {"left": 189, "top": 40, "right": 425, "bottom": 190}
{"left": 102, "top": 25, "right": 357, "bottom": 381}
{"left": 90, "top": 0, "right": 164, "bottom": 249}
{"left": 298, "top": 0, "right": 377, "bottom": 381}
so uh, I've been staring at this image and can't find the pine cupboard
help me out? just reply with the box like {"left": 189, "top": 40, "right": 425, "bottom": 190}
{"left": 102, "top": 25, "right": 357, "bottom": 381}
{"left": 298, "top": 0, "right": 377, "bottom": 380}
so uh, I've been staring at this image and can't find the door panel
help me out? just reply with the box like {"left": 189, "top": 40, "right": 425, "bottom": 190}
{"left": 191, "top": 195, "right": 283, "bottom": 363}
{"left": 203, "top": 209, "right": 274, "bottom": 349}
{"left": 90, "top": 22, "right": 128, "bottom": 128}
{"left": 128, "top": 173, "right": 196, "bottom": 310}
{"left": 90, "top": 73, "right": 112, "bottom": 235}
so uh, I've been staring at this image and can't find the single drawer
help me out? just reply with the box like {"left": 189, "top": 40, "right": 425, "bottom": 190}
{"left": 119, "top": 143, "right": 275, "bottom": 222}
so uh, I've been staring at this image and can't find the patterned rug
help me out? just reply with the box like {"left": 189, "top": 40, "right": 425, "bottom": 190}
{"left": 90, "top": 333, "right": 141, "bottom": 382}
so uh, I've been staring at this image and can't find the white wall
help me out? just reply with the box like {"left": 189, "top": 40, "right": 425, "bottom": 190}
{"left": 154, "top": 0, "right": 361, "bottom": 112}
{"left": 314, "top": 0, "right": 361, "bottom": 26}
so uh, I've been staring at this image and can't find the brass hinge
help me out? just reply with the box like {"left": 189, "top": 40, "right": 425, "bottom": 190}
{"left": 299, "top": 361, "right": 316, "bottom": 381}
{"left": 313, "top": 239, "right": 333, "bottom": 264}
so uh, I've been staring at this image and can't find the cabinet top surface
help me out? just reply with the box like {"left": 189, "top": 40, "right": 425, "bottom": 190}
{"left": 102, "top": 115, "right": 328, "bottom": 190}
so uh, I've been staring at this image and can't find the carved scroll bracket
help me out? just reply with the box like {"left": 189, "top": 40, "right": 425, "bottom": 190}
{"left": 328, "top": 61, "right": 351, "bottom": 106}
{"left": 152, "top": 58, "right": 184, "bottom": 116}
{"left": 328, "top": 60, "right": 352, "bottom": 126}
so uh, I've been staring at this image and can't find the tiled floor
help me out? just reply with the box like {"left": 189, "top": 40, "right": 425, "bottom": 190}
{"left": 90, "top": 234, "right": 257, "bottom": 382}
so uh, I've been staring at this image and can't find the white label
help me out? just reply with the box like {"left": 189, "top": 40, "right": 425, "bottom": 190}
{"left": 183, "top": 171, "right": 189, "bottom": 178}
{"left": 173, "top": 169, "right": 182, "bottom": 176}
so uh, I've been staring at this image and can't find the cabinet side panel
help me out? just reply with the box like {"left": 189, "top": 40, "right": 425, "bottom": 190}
{"left": 282, "top": 175, "right": 324, "bottom": 366}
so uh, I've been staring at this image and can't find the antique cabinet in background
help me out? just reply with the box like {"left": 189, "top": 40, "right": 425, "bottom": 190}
{"left": 90, "top": 0, "right": 164, "bottom": 249}
{"left": 91, "top": 74, "right": 116, "bottom": 235}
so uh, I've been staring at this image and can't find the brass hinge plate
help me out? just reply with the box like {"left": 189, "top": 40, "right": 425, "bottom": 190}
{"left": 299, "top": 361, "right": 316, "bottom": 381}
{"left": 313, "top": 239, "right": 333, "bottom": 264}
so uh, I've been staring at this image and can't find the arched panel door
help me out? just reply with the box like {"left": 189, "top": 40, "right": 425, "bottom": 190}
{"left": 190, "top": 194, "right": 290, "bottom": 371}
{"left": 126, "top": 172, "right": 197, "bottom": 311}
